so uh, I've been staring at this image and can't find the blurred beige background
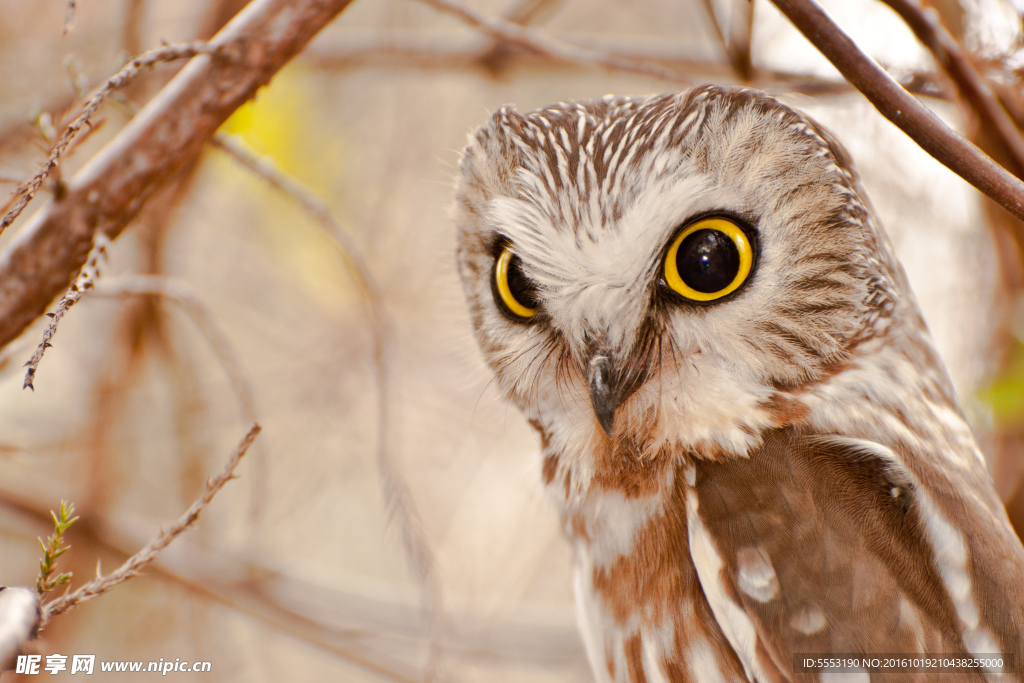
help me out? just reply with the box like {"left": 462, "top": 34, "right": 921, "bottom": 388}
{"left": 0, "top": 0, "right": 1019, "bottom": 680}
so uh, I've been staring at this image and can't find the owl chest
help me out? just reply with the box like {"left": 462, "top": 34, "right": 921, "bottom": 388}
{"left": 562, "top": 474, "right": 753, "bottom": 683}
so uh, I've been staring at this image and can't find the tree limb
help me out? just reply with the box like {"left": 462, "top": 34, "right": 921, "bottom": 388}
{"left": 0, "top": 0, "right": 356, "bottom": 352}
{"left": 768, "top": 0, "right": 1024, "bottom": 223}
{"left": 879, "top": 0, "right": 1024, "bottom": 178}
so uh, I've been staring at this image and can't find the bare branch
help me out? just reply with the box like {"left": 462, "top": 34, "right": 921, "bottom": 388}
{"left": 303, "top": 33, "right": 720, "bottom": 77}
{"left": 39, "top": 423, "right": 261, "bottom": 625}
{"left": 209, "top": 136, "right": 388, "bottom": 352}
{"left": 725, "top": 0, "right": 753, "bottom": 82}
{"left": 209, "top": 134, "right": 443, "bottom": 647}
{"left": 0, "top": 41, "right": 215, "bottom": 240}
{"left": 413, "top": 0, "right": 690, "bottom": 82}
{"left": 879, "top": 0, "right": 1024, "bottom": 178}
{"left": 768, "top": 0, "right": 1024, "bottom": 223}
{"left": 0, "top": 476, "right": 584, "bottom": 679}
{"left": 473, "top": 0, "right": 566, "bottom": 73}
{"left": 36, "top": 273, "right": 265, "bottom": 514}
{"left": 22, "top": 235, "right": 109, "bottom": 391}
{"left": 0, "top": 0, "right": 358, "bottom": 354}
{"left": 301, "top": 31, "right": 951, "bottom": 100}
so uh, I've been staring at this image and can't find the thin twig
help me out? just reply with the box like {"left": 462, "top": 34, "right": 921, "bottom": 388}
{"left": 0, "top": 476, "right": 584, "bottom": 677}
{"left": 39, "top": 423, "right": 261, "bottom": 626}
{"left": 0, "top": 490, "right": 451, "bottom": 683}
{"left": 300, "top": 34, "right": 950, "bottom": 99}
{"left": 879, "top": 0, "right": 1024, "bottom": 178}
{"left": 0, "top": 42, "right": 215, "bottom": 240}
{"left": 413, "top": 0, "right": 689, "bottom": 82}
{"left": 0, "top": 0, "right": 358, "bottom": 354}
{"left": 473, "top": 0, "right": 565, "bottom": 73}
{"left": 22, "top": 235, "right": 109, "bottom": 391}
{"left": 303, "top": 34, "right": 719, "bottom": 77}
{"left": 768, "top": 0, "right": 1024, "bottom": 223}
{"left": 210, "top": 133, "right": 444, "bottom": 679}
{"left": 23, "top": 270, "right": 264, "bottom": 576}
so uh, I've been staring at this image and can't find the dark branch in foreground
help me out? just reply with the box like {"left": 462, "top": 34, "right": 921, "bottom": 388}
{"left": 768, "top": 0, "right": 1024, "bottom": 223}
{"left": 0, "top": 42, "right": 215, "bottom": 240}
{"left": 879, "top": 0, "right": 1024, "bottom": 178}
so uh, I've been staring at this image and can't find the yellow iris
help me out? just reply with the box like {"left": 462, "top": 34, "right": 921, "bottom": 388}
{"left": 664, "top": 218, "right": 753, "bottom": 302}
{"left": 494, "top": 247, "right": 538, "bottom": 319}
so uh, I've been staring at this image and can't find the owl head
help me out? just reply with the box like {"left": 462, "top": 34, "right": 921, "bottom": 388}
{"left": 454, "top": 86, "right": 912, "bottom": 473}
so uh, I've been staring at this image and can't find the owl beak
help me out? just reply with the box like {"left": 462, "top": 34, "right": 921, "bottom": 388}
{"left": 587, "top": 354, "right": 618, "bottom": 437}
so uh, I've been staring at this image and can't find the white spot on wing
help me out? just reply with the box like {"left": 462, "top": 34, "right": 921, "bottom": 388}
{"left": 915, "top": 489, "right": 1005, "bottom": 651}
{"left": 815, "top": 436, "right": 1002, "bottom": 656}
{"left": 736, "top": 546, "right": 779, "bottom": 603}
{"left": 789, "top": 606, "right": 826, "bottom": 634}
{"left": 962, "top": 629, "right": 1002, "bottom": 658}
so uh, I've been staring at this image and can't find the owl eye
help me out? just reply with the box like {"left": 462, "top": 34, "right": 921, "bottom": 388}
{"left": 494, "top": 246, "right": 539, "bottom": 319}
{"left": 663, "top": 217, "right": 753, "bottom": 302}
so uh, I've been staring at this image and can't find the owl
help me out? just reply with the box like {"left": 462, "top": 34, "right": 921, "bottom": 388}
{"left": 454, "top": 85, "right": 1024, "bottom": 682}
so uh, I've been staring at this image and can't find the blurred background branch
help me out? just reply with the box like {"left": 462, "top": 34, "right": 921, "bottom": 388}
{"left": 209, "top": 132, "right": 445, "bottom": 678}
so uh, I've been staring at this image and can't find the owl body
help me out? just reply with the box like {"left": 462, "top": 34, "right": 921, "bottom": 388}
{"left": 454, "top": 86, "right": 1024, "bottom": 682}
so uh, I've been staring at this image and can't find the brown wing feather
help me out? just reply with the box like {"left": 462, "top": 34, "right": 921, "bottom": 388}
{"left": 693, "top": 427, "right": 996, "bottom": 681}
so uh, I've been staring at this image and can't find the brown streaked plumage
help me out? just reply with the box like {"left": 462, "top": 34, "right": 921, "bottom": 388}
{"left": 454, "top": 85, "right": 1024, "bottom": 682}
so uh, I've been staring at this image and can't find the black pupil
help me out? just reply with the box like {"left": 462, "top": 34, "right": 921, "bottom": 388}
{"left": 676, "top": 229, "right": 740, "bottom": 293}
{"left": 507, "top": 255, "right": 540, "bottom": 309}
